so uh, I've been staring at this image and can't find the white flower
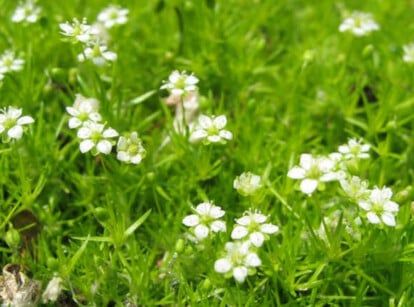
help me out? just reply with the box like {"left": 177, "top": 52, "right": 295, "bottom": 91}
{"left": 231, "top": 210, "right": 278, "bottom": 247}
{"left": 66, "top": 94, "right": 102, "bottom": 129}
{"left": 97, "top": 5, "right": 129, "bottom": 28}
{"left": 182, "top": 202, "right": 226, "bottom": 241}
{"left": 11, "top": 0, "right": 41, "bottom": 23}
{"left": 160, "top": 70, "right": 199, "bottom": 97}
{"left": 338, "top": 138, "right": 370, "bottom": 160}
{"left": 0, "top": 106, "right": 34, "bottom": 141}
{"left": 78, "top": 43, "right": 117, "bottom": 66}
{"left": 77, "top": 122, "right": 119, "bottom": 155}
{"left": 403, "top": 43, "right": 414, "bottom": 63}
{"left": 287, "top": 153, "right": 339, "bottom": 195}
{"left": 0, "top": 51, "right": 24, "bottom": 75}
{"left": 189, "top": 114, "right": 232, "bottom": 144}
{"left": 117, "top": 132, "right": 146, "bottom": 164}
{"left": 339, "top": 11, "right": 379, "bottom": 36}
{"left": 358, "top": 187, "right": 399, "bottom": 227}
{"left": 41, "top": 276, "right": 63, "bottom": 303}
{"left": 340, "top": 176, "right": 370, "bottom": 201}
{"left": 233, "top": 172, "right": 262, "bottom": 197}
{"left": 59, "top": 18, "right": 94, "bottom": 43}
{"left": 214, "top": 241, "right": 261, "bottom": 283}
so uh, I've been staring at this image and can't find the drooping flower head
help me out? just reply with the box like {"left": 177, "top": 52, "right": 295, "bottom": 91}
{"left": 66, "top": 94, "right": 102, "bottom": 129}
{"left": 0, "top": 106, "right": 34, "bottom": 142}
{"left": 214, "top": 241, "right": 261, "bottom": 283}
{"left": 231, "top": 210, "right": 279, "bottom": 247}
{"left": 287, "top": 153, "right": 340, "bottom": 195}
{"left": 97, "top": 5, "right": 129, "bottom": 28}
{"left": 189, "top": 114, "right": 233, "bottom": 145}
{"left": 41, "top": 276, "right": 63, "bottom": 303}
{"left": 160, "top": 70, "right": 199, "bottom": 98}
{"left": 77, "top": 122, "right": 118, "bottom": 155}
{"left": 11, "top": 0, "right": 42, "bottom": 23}
{"left": 233, "top": 172, "right": 262, "bottom": 197}
{"left": 339, "top": 11, "right": 379, "bottom": 36}
{"left": 117, "top": 132, "right": 146, "bottom": 164}
{"left": 358, "top": 187, "right": 399, "bottom": 227}
{"left": 182, "top": 201, "right": 226, "bottom": 241}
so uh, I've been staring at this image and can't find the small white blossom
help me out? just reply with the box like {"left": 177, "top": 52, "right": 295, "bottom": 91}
{"left": 403, "top": 43, "right": 414, "bottom": 63}
{"left": 11, "top": 0, "right": 41, "bottom": 23}
{"left": 231, "top": 210, "right": 278, "bottom": 247}
{"left": 339, "top": 11, "right": 379, "bottom": 36}
{"left": 97, "top": 5, "right": 129, "bottom": 28}
{"left": 182, "top": 202, "right": 226, "bottom": 241}
{"left": 287, "top": 153, "right": 340, "bottom": 195}
{"left": 41, "top": 276, "right": 63, "bottom": 303}
{"left": 0, "top": 51, "right": 24, "bottom": 75}
{"left": 214, "top": 241, "right": 261, "bottom": 283}
{"left": 189, "top": 114, "right": 232, "bottom": 144}
{"left": 340, "top": 176, "right": 370, "bottom": 201}
{"left": 338, "top": 138, "right": 370, "bottom": 160}
{"left": 77, "top": 122, "right": 118, "bottom": 155}
{"left": 0, "top": 106, "right": 34, "bottom": 141}
{"left": 160, "top": 70, "right": 199, "bottom": 97}
{"left": 358, "top": 187, "right": 399, "bottom": 227}
{"left": 117, "top": 132, "right": 146, "bottom": 164}
{"left": 66, "top": 94, "right": 102, "bottom": 129}
{"left": 59, "top": 18, "right": 94, "bottom": 43}
{"left": 78, "top": 43, "right": 117, "bottom": 66}
{"left": 233, "top": 172, "right": 262, "bottom": 197}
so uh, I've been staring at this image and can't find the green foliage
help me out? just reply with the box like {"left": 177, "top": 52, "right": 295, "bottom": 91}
{"left": 0, "top": 0, "right": 414, "bottom": 305}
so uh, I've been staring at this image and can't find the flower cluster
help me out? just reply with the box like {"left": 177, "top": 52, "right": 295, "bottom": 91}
{"left": 160, "top": 71, "right": 232, "bottom": 146}
{"left": 11, "top": 0, "right": 42, "bottom": 24}
{"left": 0, "top": 51, "right": 24, "bottom": 81}
{"left": 339, "top": 11, "right": 379, "bottom": 36}
{"left": 0, "top": 106, "right": 34, "bottom": 142}
{"left": 59, "top": 5, "right": 128, "bottom": 66}
{"left": 288, "top": 138, "right": 400, "bottom": 227}
{"left": 66, "top": 94, "right": 145, "bottom": 163}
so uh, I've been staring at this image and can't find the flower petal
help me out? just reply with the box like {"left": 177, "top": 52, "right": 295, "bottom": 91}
{"left": 382, "top": 212, "right": 396, "bottom": 227}
{"left": 231, "top": 226, "right": 248, "bottom": 240}
{"left": 300, "top": 179, "right": 318, "bottom": 195}
{"left": 214, "top": 258, "right": 232, "bottom": 273}
{"left": 366, "top": 212, "right": 380, "bottom": 224}
{"left": 8, "top": 125, "right": 23, "bottom": 139}
{"left": 182, "top": 214, "right": 199, "bottom": 227}
{"left": 249, "top": 232, "right": 265, "bottom": 247}
{"left": 79, "top": 140, "right": 94, "bottom": 153}
{"left": 17, "top": 116, "right": 34, "bottom": 125}
{"left": 233, "top": 266, "right": 248, "bottom": 283}
{"left": 210, "top": 221, "right": 226, "bottom": 233}
{"left": 194, "top": 224, "right": 209, "bottom": 240}
{"left": 287, "top": 167, "right": 306, "bottom": 179}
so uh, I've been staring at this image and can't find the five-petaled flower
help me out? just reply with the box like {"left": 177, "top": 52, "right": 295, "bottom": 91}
{"left": 182, "top": 202, "right": 226, "bottom": 241}
{"left": 287, "top": 153, "right": 340, "bottom": 195}
{"left": 233, "top": 172, "right": 262, "bottom": 197}
{"left": 0, "top": 106, "right": 34, "bottom": 141}
{"left": 77, "top": 122, "right": 119, "bottom": 155}
{"left": 340, "top": 176, "right": 370, "bottom": 201}
{"left": 338, "top": 138, "right": 370, "bottom": 160}
{"left": 160, "top": 70, "right": 199, "bottom": 98}
{"left": 231, "top": 210, "right": 279, "bottom": 247}
{"left": 339, "top": 11, "right": 379, "bottom": 36}
{"left": 66, "top": 94, "right": 102, "bottom": 129}
{"left": 59, "top": 18, "right": 94, "bottom": 43}
{"left": 189, "top": 114, "right": 232, "bottom": 145}
{"left": 214, "top": 241, "right": 262, "bottom": 283}
{"left": 117, "top": 132, "right": 146, "bottom": 164}
{"left": 97, "top": 5, "right": 129, "bottom": 28}
{"left": 78, "top": 43, "right": 117, "bottom": 66}
{"left": 11, "top": 0, "right": 42, "bottom": 23}
{"left": 358, "top": 187, "right": 399, "bottom": 227}
{"left": 0, "top": 51, "right": 24, "bottom": 75}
